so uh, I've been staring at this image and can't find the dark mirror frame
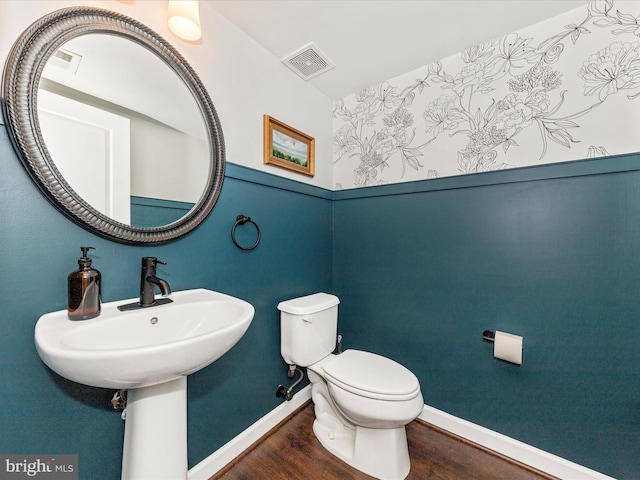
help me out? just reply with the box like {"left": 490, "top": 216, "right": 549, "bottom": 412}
{"left": 1, "top": 6, "right": 225, "bottom": 245}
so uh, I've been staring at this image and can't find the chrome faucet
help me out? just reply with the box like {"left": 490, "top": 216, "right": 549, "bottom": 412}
{"left": 140, "top": 257, "right": 172, "bottom": 306}
{"left": 117, "top": 257, "right": 173, "bottom": 311}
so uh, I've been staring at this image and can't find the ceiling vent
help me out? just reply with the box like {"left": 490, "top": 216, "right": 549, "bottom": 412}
{"left": 281, "top": 42, "right": 335, "bottom": 80}
{"left": 49, "top": 48, "right": 82, "bottom": 74}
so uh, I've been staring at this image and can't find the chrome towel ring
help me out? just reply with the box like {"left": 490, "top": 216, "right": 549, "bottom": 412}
{"left": 231, "top": 215, "right": 261, "bottom": 251}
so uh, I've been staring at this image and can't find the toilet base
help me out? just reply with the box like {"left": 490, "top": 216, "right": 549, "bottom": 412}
{"left": 312, "top": 418, "right": 411, "bottom": 480}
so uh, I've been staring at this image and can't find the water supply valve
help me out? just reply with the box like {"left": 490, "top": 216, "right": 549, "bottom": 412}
{"left": 276, "top": 364, "right": 304, "bottom": 401}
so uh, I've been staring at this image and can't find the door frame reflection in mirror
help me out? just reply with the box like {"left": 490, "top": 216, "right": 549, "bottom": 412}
{"left": 1, "top": 6, "right": 225, "bottom": 244}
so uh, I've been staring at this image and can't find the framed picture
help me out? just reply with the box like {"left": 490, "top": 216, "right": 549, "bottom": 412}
{"left": 263, "top": 115, "right": 315, "bottom": 177}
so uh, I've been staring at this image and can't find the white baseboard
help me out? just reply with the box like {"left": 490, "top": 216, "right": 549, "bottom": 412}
{"left": 419, "top": 406, "right": 616, "bottom": 480}
{"left": 188, "top": 385, "right": 313, "bottom": 480}
{"left": 189, "top": 387, "right": 615, "bottom": 480}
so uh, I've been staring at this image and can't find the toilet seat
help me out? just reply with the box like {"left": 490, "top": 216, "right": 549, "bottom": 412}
{"left": 323, "top": 350, "right": 421, "bottom": 401}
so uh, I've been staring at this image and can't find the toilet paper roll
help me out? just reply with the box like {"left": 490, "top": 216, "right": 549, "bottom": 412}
{"left": 494, "top": 331, "right": 523, "bottom": 365}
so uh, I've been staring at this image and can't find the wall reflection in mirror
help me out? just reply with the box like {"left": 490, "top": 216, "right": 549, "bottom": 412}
{"left": 38, "top": 34, "right": 209, "bottom": 227}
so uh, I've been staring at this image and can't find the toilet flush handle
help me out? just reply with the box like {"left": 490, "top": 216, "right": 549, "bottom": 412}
{"left": 302, "top": 316, "right": 313, "bottom": 323}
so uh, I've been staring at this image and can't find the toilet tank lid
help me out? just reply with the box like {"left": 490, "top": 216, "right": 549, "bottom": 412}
{"left": 278, "top": 293, "right": 339, "bottom": 315}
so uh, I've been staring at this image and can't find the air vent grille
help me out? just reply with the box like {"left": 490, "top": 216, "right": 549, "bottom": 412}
{"left": 48, "top": 48, "right": 82, "bottom": 74}
{"left": 282, "top": 42, "right": 335, "bottom": 80}
{"left": 54, "top": 49, "right": 74, "bottom": 63}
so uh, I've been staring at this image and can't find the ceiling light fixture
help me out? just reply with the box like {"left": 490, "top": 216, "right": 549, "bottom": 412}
{"left": 168, "top": 0, "right": 202, "bottom": 42}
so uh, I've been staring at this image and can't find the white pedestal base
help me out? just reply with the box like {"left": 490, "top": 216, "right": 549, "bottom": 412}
{"left": 121, "top": 377, "right": 188, "bottom": 480}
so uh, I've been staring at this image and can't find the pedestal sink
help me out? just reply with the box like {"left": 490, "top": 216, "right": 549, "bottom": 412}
{"left": 34, "top": 288, "right": 254, "bottom": 480}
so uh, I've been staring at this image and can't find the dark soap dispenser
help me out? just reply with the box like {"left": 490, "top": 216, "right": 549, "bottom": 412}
{"left": 67, "top": 246, "right": 101, "bottom": 320}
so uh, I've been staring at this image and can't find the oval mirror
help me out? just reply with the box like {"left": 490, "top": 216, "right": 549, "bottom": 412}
{"left": 2, "top": 7, "right": 225, "bottom": 244}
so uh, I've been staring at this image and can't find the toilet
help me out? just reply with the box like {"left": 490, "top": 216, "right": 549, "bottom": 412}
{"left": 278, "top": 293, "right": 423, "bottom": 480}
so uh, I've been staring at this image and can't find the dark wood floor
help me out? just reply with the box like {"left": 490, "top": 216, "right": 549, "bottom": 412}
{"left": 210, "top": 402, "right": 558, "bottom": 480}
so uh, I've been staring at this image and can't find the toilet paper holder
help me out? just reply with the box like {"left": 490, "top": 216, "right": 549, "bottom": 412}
{"left": 482, "top": 330, "right": 496, "bottom": 343}
{"left": 482, "top": 329, "right": 523, "bottom": 365}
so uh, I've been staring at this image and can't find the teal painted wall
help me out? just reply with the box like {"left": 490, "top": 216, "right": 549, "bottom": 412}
{"left": 333, "top": 159, "right": 640, "bottom": 479}
{"left": 4, "top": 107, "right": 640, "bottom": 479}
{"left": 0, "top": 124, "right": 332, "bottom": 478}
{"left": 130, "top": 196, "right": 194, "bottom": 227}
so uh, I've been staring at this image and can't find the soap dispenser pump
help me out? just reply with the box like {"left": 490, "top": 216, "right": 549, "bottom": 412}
{"left": 67, "top": 246, "right": 101, "bottom": 320}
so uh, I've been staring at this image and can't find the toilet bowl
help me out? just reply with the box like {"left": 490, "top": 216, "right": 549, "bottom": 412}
{"left": 278, "top": 293, "right": 423, "bottom": 480}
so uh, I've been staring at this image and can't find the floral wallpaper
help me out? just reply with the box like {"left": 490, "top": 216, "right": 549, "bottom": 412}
{"left": 333, "top": 0, "right": 640, "bottom": 189}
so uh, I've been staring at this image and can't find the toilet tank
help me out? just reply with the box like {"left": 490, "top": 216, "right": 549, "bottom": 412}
{"left": 278, "top": 293, "right": 340, "bottom": 367}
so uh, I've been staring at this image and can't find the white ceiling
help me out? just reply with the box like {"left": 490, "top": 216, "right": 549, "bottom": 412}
{"left": 207, "top": 0, "right": 587, "bottom": 100}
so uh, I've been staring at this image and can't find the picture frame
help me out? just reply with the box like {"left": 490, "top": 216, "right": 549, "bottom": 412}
{"left": 263, "top": 115, "right": 315, "bottom": 177}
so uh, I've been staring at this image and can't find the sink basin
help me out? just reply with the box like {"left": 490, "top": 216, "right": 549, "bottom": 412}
{"left": 35, "top": 288, "right": 254, "bottom": 480}
{"left": 34, "top": 288, "right": 254, "bottom": 389}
